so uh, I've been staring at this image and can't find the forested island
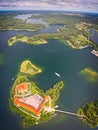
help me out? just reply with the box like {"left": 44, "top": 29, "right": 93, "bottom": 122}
{"left": 20, "top": 60, "right": 42, "bottom": 76}
{"left": 77, "top": 67, "right": 98, "bottom": 128}
{"left": 9, "top": 60, "right": 64, "bottom": 127}
{"left": 77, "top": 100, "right": 98, "bottom": 128}
{"left": 6, "top": 12, "right": 98, "bottom": 51}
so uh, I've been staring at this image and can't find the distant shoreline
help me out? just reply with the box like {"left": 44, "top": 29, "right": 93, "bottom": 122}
{"left": 0, "top": 10, "right": 98, "bottom": 15}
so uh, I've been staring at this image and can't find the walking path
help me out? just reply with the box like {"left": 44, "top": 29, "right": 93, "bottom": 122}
{"left": 55, "top": 109, "right": 86, "bottom": 118}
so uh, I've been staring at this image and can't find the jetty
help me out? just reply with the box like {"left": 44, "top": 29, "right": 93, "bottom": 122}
{"left": 55, "top": 109, "right": 86, "bottom": 118}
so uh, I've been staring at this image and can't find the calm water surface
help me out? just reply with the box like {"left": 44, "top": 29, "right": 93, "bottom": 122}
{"left": 14, "top": 14, "right": 33, "bottom": 20}
{"left": 89, "top": 29, "right": 98, "bottom": 44}
{"left": 14, "top": 13, "right": 48, "bottom": 26}
{"left": 0, "top": 26, "right": 98, "bottom": 130}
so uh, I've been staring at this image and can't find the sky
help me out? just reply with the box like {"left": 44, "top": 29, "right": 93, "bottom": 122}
{"left": 0, "top": 0, "right": 98, "bottom": 13}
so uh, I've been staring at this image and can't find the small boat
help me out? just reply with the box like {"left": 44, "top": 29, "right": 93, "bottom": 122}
{"left": 55, "top": 72, "right": 61, "bottom": 77}
{"left": 55, "top": 105, "right": 59, "bottom": 108}
{"left": 12, "top": 78, "right": 14, "bottom": 80}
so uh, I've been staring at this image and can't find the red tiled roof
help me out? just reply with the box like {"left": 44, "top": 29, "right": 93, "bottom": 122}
{"left": 14, "top": 97, "right": 40, "bottom": 116}
{"left": 18, "top": 101, "right": 40, "bottom": 116}
{"left": 17, "top": 83, "right": 28, "bottom": 92}
{"left": 14, "top": 95, "right": 49, "bottom": 116}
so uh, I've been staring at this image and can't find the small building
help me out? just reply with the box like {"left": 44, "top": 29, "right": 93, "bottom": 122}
{"left": 16, "top": 82, "right": 28, "bottom": 93}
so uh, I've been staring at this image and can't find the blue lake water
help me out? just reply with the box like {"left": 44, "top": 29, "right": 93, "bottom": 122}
{"left": 14, "top": 13, "right": 48, "bottom": 26}
{"left": 0, "top": 24, "right": 98, "bottom": 130}
{"left": 89, "top": 29, "right": 98, "bottom": 44}
{"left": 14, "top": 14, "right": 33, "bottom": 20}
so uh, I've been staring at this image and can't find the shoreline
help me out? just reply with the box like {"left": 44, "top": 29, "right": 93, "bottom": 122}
{"left": 91, "top": 50, "right": 98, "bottom": 57}
{"left": 0, "top": 28, "right": 40, "bottom": 32}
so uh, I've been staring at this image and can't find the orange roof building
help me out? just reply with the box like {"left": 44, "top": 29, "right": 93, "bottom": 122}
{"left": 14, "top": 82, "right": 50, "bottom": 117}
{"left": 14, "top": 95, "right": 49, "bottom": 116}
{"left": 14, "top": 97, "right": 40, "bottom": 116}
{"left": 44, "top": 96, "right": 49, "bottom": 101}
{"left": 17, "top": 83, "right": 28, "bottom": 93}
{"left": 14, "top": 97, "right": 20, "bottom": 106}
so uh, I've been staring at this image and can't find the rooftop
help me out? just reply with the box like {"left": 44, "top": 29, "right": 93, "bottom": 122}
{"left": 16, "top": 82, "right": 28, "bottom": 93}
{"left": 14, "top": 82, "right": 50, "bottom": 116}
{"left": 19, "top": 94, "right": 44, "bottom": 109}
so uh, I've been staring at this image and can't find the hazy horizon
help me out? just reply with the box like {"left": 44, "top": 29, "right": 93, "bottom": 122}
{"left": 0, "top": 0, "right": 98, "bottom": 13}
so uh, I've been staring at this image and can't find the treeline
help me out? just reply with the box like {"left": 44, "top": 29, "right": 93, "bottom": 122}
{"left": 45, "top": 81, "right": 64, "bottom": 106}
{"left": 77, "top": 100, "right": 98, "bottom": 128}
{"left": 7, "top": 12, "right": 98, "bottom": 50}
{"left": 0, "top": 15, "right": 45, "bottom": 31}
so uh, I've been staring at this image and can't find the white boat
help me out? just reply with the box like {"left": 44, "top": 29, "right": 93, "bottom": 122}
{"left": 55, "top": 72, "right": 61, "bottom": 77}
{"left": 12, "top": 78, "right": 14, "bottom": 80}
{"left": 55, "top": 105, "right": 59, "bottom": 108}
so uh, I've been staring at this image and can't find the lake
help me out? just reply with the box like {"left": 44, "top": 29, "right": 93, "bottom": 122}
{"left": 14, "top": 13, "right": 48, "bottom": 26}
{"left": 89, "top": 29, "right": 98, "bottom": 44}
{"left": 0, "top": 22, "right": 98, "bottom": 130}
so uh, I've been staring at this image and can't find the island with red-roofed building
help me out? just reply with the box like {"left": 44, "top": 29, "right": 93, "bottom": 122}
{"left": 9, "top": 60, "right": 64, "bottom": 127}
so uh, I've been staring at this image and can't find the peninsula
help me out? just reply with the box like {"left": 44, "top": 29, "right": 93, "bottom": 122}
{"left": 7, "top": 13, "right": 98, "bottom": 51}
{"left": 9, "top": 60, "right": 64, "bottom": 127}
{"left": 8, "top": 34, "right": 47, "bottom": 46}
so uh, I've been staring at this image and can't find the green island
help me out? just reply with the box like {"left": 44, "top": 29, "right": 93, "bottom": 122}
{"left": 7, "top": 13, "right": 98, "bottom": 51}
{"left": 9, "top": 59, "right": 64, "bottom": 127}
{"left": 80, "top": 68, "right": 98, "bottom": 83}
{"left": 20, "top": 60, "right": 42, "bottom": 76}
{"left": 77, "top": 100, "right": 98, "bottom": 128}
{"left": 8, "top": 34, "right": 47, "bottom": 46}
